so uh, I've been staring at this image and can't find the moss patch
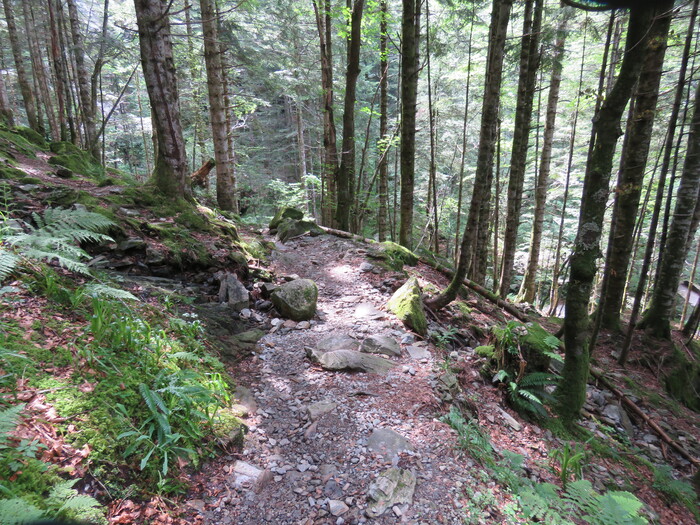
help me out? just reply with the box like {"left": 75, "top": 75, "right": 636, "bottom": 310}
{"left": 0, "top": 166, "right": 28, "bottom": 180}
{"left": 48, "top": 142, "right": 103, "bottom": 180}
{"left": 369, "top": 241, "right": 419, "bottom": 270}
{"left": 276, "top": 219, "right": 323, "bottom": 242}
{"left": 269, "top": 207, "right": 304, "bottom": 229}
{"left": 13, "top": 126, "right": 47, "bottom": 148}
{"left": 387, "top": 277, "right": 427, "bottom": 336}
{"left": 664, "top": 345, "right": 700, "bottom": 412}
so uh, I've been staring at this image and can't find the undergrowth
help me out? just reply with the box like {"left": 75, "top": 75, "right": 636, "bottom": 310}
{"left": 442, "top": 407, "right": 651, "bottom": 525}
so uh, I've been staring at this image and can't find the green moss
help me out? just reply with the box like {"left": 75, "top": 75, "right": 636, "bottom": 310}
{"left": 175, "top": 208, "right": 210, "bottom": 231}
{"left": 0, "top": 130, "right": 39, "bottom": 158}
{"left": 269, "top": 207, "right": 304, "bottom": 229}
{"left": 475, "top": 345, "right": 495, "bottom": 358}
{"left": 48, "top": 142, "right": 103, "bottom": 180}
{"left": 276, "top": 219, "right": 323, "bottom": 242}
{"left": 13, "top": 126, "right": 47, "bottom": 148}
{"left": 212, "top": 218, "right": 239, "bottom": 240}
{"left": 0, "top": 166, "right": 27, "bottom": 180}
{"left": 664, "top": 345, "right": 700, "bottom": 412}
{"left": 387, "top": 277, "right": 427, "bottom": 336}
{"left": 371, "top": 241, "right": 419, "bottom": 270}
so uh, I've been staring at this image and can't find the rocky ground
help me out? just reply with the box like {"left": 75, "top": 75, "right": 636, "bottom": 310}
{"left": 182, "top": 232, "right": 699, "bottom": 525}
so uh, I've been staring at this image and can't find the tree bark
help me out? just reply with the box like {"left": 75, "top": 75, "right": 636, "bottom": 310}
{"left": 200, "top": 0, "right": 238, "bottom": 212}
{"left": 398, "top": 0, "right": 420, "bottom": 248}
{"left": 3, "top": 0, "right": 40, "bottom": 133}
{"left": 641, "top": 81, "right": 700, "bottom": 338}
{"left": 425, "top": 0, "right": 512, "bottom": 310}
{"left": 517, "top": 12, "right": 568, "bottom": 304}
{"left": 377, "top": 0, "right": 389, "bottom": 242}
{"left": 134, "top": 0, "right": 191, "bottom": 199}
{"left": 598, "top": 7, "right": 672, "bottom": 331}
{"left": 312, "top": 0, "right": 339, "bottom": 226}
{"left": 498, "top": 0, "right": 542, "bottom": 298}
{"left": 556, "top": 6, "right": 657, "bottom": 425}
{"left": 66, "top": 0, "right": 99, "bottom": 159}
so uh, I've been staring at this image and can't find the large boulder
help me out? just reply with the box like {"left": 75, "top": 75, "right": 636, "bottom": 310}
{"left": 368, "top": 241, "right": 419, "bottom": 270}
{"left": 271, "top": 278, "right": 318, "bottom": 321}
{"left": 217, "top": 272, "right": 250, "bottom": 311}
{"left": 360, "top": 335, "right": 401, "bottom": 357}
{"left": 276, "top": 219, "right": 323, "bottom": 242}
{"left": 386, "top": 277, "right": 427, "bottom": 336}
{"left": 269, "top": 207, "right": 304, "bottom": 230}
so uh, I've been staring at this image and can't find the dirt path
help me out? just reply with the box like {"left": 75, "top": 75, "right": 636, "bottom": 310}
{"left": 189, "top": 234, "right": 475, "bottom": 524}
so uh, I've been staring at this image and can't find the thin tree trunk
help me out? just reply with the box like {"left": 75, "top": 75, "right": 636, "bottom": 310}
{"left": 399, "top": 0, "right": 420, "bottom": 248}
{"left": 200, "top": 0, "right": 238, "bottom": 212}
{"left": 426, "top": 0, "right": 512, "bottom": 310}
{"left": 454, "top": 12, "right": 474, "bottom": 266}
{"left": 640, "top": 81, "right": 700, "bottom": 338}
{"left": 556, "top": 6, "right": 658, "bottom": 424}
{"left": 377, "top": 0, "right": 389, "bottom": 242}
{"left": 335, "top": 0, "right": 365, "bottom": 231}
{"left": 680, "top": 235, "right": 700, "bottom": 326}
{"left": 66, "top": 0, "right": 99, "bottom": 159}
{"left": 3, "top": 0, "right": 40, "bottom": 133}
{"left": 517, "top": 12, "right": 568, "bottom": 304}
{"left": 425, "top": 0, "right": 439, "bottom": 253}
{"left": 47, "top": 0, "right": 68, "bottom": 140}
{"left": 498, "top": 0, "right": 543, "bottom": 298}
{"left": 0, "top": 35, "right": 14, "bottom": 126}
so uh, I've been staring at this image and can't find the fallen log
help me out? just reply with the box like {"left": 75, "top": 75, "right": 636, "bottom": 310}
{"left": 191, "top": 158, "right": 216, "bottom": 188}
{"left": 590, "top": 366, "right": 699, "bottom": 468}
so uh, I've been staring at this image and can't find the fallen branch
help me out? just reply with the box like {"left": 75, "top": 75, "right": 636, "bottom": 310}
{"left": 591, "top": 366, "right": 700, "bottom": 468}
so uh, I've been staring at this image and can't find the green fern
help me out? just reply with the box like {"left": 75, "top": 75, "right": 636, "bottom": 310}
{"left": 0, "top": 404, "right": 24, "bottom": 445}
{"left": 2, "top": 208, "right": 114, "bottom": 278}
{"left": 0, "top": 498, "right": 45, "bottom": 524}
{"left": 83, "top": 283, "right": 136, "bottom": 300}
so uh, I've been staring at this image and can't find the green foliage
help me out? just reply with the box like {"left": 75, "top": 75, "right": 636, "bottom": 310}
{"left": 431, "top": 326, "right": 459, "bottom": 350}
{"left": 519, "top": 480, "right": 647, "bottom": 525}
{"left": 550, "top": 440, "right": 589, "bottom": 488}
{"left": 652, "top": 465, "right": 699, "bottom": 519}
{"left": 493, "top": 369, "right": 559, "bottom": 419}
{"left": 441, "top": 406, "right": 496, "bottom": 468}
{"left": 1, "top": 207, "right": 114, "bottom": 280}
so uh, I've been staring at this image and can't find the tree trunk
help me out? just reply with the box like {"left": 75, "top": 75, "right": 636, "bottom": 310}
{"left": 3, "top": 0, "right": 40, "bottom": 133}
{"left": 556, "top": 6, "right": 657, "bottom": 425}
{"left": 498, "top": 0, "right": 542, "bottom": 298}
{"left": 598, "top": 7, "right": 672, "bottom": 331}
{"left": 641, "top": 81, "right": 700, "bottom": 338}
{"left": 377, "top": 0, "right": 389, "bottom": 242}
{"left": 517, "top": 12, "right": 568, "bottom": 304}
{"left": 134, "top": 0, "right": 191, "bottom": 199}
{"left": 398, "top": 0, "right": 420, "bottom": 248}
{"left": 66, "top": 0, "right": 99, "bottom": 159}
{"left": 312, "top": 0, "right": 339, "bottom": 226}
{"left": 335, "top": 0, "right": 365, "bottom": 231}
{"left": 425, "top": 0, "right": 512, "bottom": 310}
{"left": 200, "top": 0, "right": 237, "bottom": 212}
{"left": 0, "top": 44, "right": 14, "bottom": 126}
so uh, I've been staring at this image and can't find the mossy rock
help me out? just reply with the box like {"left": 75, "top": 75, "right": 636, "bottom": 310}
{"left": 664, "top": 345, "right": 700, "bottom": 412}
{"left": 369, "top": 241, "right": 419, "bottom": 270}
{"left": 269, "top": 207, "right": 304, "bottom": 230}
{"left": 48, "top": 141, "right": 104, "bottom": 180}
{"left": 14, "top": 126, "right": 47, "bottom": 148}
{"left": 175, "top": 208, "right": 210, "bottom": 231}
{"left": 212, "top": 218, "right": 240, "bottom": 240}
{"left": 387, "top": 277, "right": 427, "bottom": 336}
{"left": 271, "top": 278, "right": 318, "bottom": 321}
{"left": 276, "top": 219, "right": 323, "bottom": 242}
{"left": 0, "top": 129, "right": 39, "bottom": 158}
{"left": 475, "top": 345, "right": 495, "bottom": 358}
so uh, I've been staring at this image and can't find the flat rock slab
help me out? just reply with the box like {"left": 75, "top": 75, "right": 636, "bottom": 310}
{"left": 367, "top": 428, "right": 413, "bottom": 459}
{"left": 234, "top": 386, "right": 258, "bottom": 414}
{"left": 308, "top": 348, "right": 395, "bottom": 375}
{"left": 307, "top": 400, "right": 338, "bottom": 421}
{"left": 316, "top": 334, "right": 360, "bottom": 353}
{"left": 231, "top": 460, "right": 271, "bottom": 492}
{"left": 361, "top": 335, "right": 401, "bottom": 357}
{"left": 366, "top": 467, "right": 417, "bottom": 518}
{"left": 354, "top": 302, "right": 386, "bottom": 320}
{"left": 406, "top": 345, "right": 430, "bottom": 360}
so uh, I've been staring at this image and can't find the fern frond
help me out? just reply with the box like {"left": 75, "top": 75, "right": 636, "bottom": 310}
{"left": 519, "top": 372, "right": 560, "bottom": 389}
{"left": 140, "top": 384, "right": 170, "bottom": 416}
{"left": 0, "top": 404, "right": 24, "bottom": 444}
{"left": 0, "top": 498, "right": 45, "bottom": 524}
{"left": 0, "top": 249, "right": 20, "bottom": 281}
{"left": 83, "top": 283, "right": 137, "bottom": 300}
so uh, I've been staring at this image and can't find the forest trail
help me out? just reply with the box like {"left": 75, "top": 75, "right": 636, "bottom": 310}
{"left": 187, "top": 233, "right": 482, "bottom": 524}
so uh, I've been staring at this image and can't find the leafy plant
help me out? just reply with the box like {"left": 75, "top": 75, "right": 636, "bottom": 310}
{"left": 550, "top": 440, "right": 589, "bottom": 488}
{"left": 493, "top": 369, "right": 559, "bottom": 419}
{"left": 432, "top": 326, "right": 459, "bottom": 350}
{"left": 652, "top": 465, "right": 699, "bottom": 519}
{"left": 442, "top": 406, "right": 496, "bottom": 468}
{"left": 1, "top": 207, "right": 114, "bottom": 280}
